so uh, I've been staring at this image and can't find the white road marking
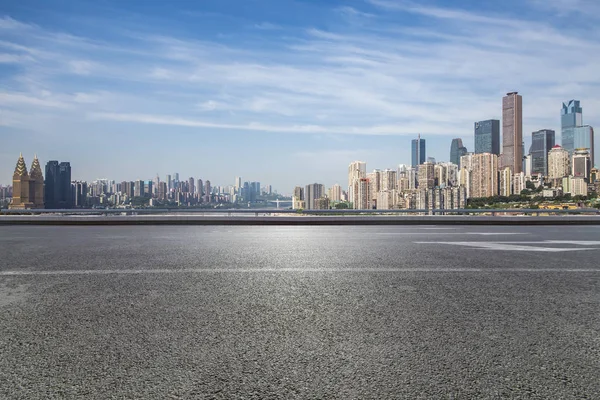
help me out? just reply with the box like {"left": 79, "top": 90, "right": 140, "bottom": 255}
{"left": 463, "top": 233, "right": 526, "bottom": 236}
{"left": 0, "top": 267, "right": 599, "bottom": 276}
{"left": 414, "top": 241, "right": 597, "bottom": 252}
{"left": 543, "top": 241, "right": 600, "bottom": 245}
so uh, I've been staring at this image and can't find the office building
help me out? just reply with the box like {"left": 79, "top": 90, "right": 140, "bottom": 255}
{"left": 573, "top": 126, "right": 595, "bottom": 167}
{"left": 572, "top": 149, "right": 591, "bottom": 180}
{"left": 470, "top": 153, "right": 498, "bottom": 198}
{"left": 305, "top": 183, "right": 325, "bottom": 210}
{"left": 45, "top": 160, "right": 72, "bottom": 209}
{"left": 9, "top": 154, "right": 44, "bottom": 209}
{"left": 474, "top": 120, "right": 500, "bottom": 155}
{"left": 561, "top": 100, "right": 583, "bottom": 154}
{"left": 502, "top": 92, "right": 523, "bottom": 173}
{"left": 72, "top": 181, "right": 87, "bottom": 207}
{"left": 530, "top": 129, "right": 555, "bottom": 176}
{"left": 411, "top": 135, "right": 426, "bottom": 168}
{"left": 450, "top": 138, "right": 468, "bottom": 167}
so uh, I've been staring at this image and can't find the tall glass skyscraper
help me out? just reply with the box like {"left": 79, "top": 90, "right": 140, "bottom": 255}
{"left": 561, "top": 100, "right": 583, "bottom": 154}
{"left": 44, "top": 161, "right": 72, "bottom": 209}
{"left": 450, "top": 138, "right": 467, "bottom": 167}
{"left": 411, "top": 135, "right": 426, "bottom": 168}
{"left": 474, "top": 119, "right": 500, "bottom": 155}
{"left": 574, "top": 125, "right": 595, "bottom": 167}
{"left": 530, "top": 129, "right": 555, "bottom": 176}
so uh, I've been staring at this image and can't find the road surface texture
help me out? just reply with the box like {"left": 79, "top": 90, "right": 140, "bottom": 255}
{"left": 1, "top": 225, "right": 599, "bottom": 399}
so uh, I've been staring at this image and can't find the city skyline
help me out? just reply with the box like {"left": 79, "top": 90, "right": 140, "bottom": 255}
{"left": 2, "top": 0, "right": 600, "bottom": 191}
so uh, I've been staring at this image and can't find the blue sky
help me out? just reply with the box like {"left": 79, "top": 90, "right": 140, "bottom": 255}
{"left": 1, "top": 0, "right": 599, "bottom": 193}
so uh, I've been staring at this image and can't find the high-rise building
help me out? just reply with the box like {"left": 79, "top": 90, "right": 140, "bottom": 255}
{"left": 235, "top": 177, "right": 242, "bottom": 191}
{"left": 572, "top": 149, "right": 591, "bottom": 180}
{"left": 499, "top": 167, "right": 513, "bottom": 197}
{"left": 561, "top": 100, "right": 583, "bottom": 155}
{"left": 411, "top": 135, "right": 426, "bottom": 168}
{"left": 450, "top": 138, "right": 468, "bottom": 167}
{"left": 348, "top": 161, "right": 366, "bottom": 208}
{"left": 9, "top": 154, "right": 44, "bottom": 209}
{"left": 417, "top": 162, "right": 435, "bottom": 189}
{"left": 353, "top": 178, "right": 370, "bottom": 209}
{"left": 197, "top": 179, "right": 203, "bottom": 197}
{"left": 470, "top": 153, "right": 498, "bottom": 198}
{"left": 204, "top": 180, "right": 211, "bottom": 203}
{"left": 166, "top": 175, "right": 172, "bottom": 192}
{"left": 548, "top": 145, "right": 570, "bottom": 180}
{"left": 574, "top": 126, "right": 595, "bottom": 167}
{"left": 530, "top": 129, "right": 555, "bottom": 176}
{"left": 381, "top": 169, "right": 397, "bottom": 191}
{"left": 72, "top": 181, "right": 87, "bottom": 207}
{"left": 44, "top": 160, "right": 72, "bottom": 209}
{"left": 305, "top": 183, "right": 325, "bottom": 210}
{"left": 328, "top": 184, "right": 342, "bottom": 202}
{"left": 434, "top": 163, "right": 458, "bottom": 188}
{"left": 134, "top": 180, "right": 145, "bottom": 197}
{"left": 475, "top": 120, "right": 500, "bottom": 155}
{"left": 188, "top": 177, "right": 195, "bottom": 195}
{"left": 502, "top": 92, "right": 523, "bottom": 173}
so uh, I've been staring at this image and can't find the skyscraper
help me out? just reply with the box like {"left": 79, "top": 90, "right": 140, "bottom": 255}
{"left": 353, "top": 178, "right": 370, "bottom": 209}
{"left": 189, "top": 177, "right": 195, "bottom": 195}
{"left": 45, "top": 160, "right": 72, "bottom": 209}
{"left": 204, "top": 180, "right": 211, "bottom": 203}
{"left": 450, "top": 138, "right": 468, "bottom": 167}
{"left": 474, "top": 120, "right": 500, "bottom": 155}
{"left": 502, "top": 92, "right": 523, "bottom": 173}
{"left": 305, "top": 183, "right": 325, "bottom": 210}
{"left": 470, "top": 153, "right": 499, "bottom": 198}
{"left": 348, "top": 161, "right": 366, "bottom": 209}
{"left": 411, "top": 135, "right": 426, "bottom": 168}
{"left": 530, "top": 129, "right": 555, "bottom": 176}
{"left": 561, "top": 100, "right": 583, "bottom": 155}
{"left": 572, "top": 149, "right": 591, "bottom": 180}
{"left": 9, "top": 154, "right": 44, "bottom": 209}
{"left": 548, "top": 145, "right": 570, "bottom": 180}
{"left": 574, "top": 125, "right": 595, "bottom": 167}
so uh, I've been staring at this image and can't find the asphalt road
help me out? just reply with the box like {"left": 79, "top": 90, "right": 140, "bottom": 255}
{"left": 1, "top": 226, "right": 599, "bottom": 399}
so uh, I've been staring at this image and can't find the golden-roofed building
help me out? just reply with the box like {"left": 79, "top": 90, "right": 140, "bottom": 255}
{"left": 9, "top": 154, "right": 45, "bottom": 209}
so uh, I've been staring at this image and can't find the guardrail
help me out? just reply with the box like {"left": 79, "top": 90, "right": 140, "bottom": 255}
{"left": 1, "top": 207, "right": 599, "bottom": 216}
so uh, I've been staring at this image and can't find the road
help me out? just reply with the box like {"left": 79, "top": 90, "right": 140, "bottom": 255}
{"left": 1, "top": 225, "right": 599, "bottom": 399}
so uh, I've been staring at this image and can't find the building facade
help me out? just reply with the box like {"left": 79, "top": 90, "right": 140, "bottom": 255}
{"left": 305, "top": 183, "right": 325, "bottom": 210}
{"left": 572, "top": 149, "right": 591, "bottom": 180}
{"left": 450, "top": 138, "right": 468, "bottom": 167}
{"left": 530, "top": 129, "right": 555, "bottom": 176}
{"left": 470, "top": 153, "right": 498, "bottom": 198}
{"left": 474, "top": 120, "right": 500, "bottom": 155}
{"left": 502, "top": 92, "right": 523, "bottom": 173}
{"left": 411, "top": 135, "right": 426, "bottom": 168}
{"left": 9, "top": 154, "right": 44, "bottom": 209}
{"left": 548, "top": 145, "right": 570, "bottom": 181}
{"left": 561, "top": 100, "right": 583, "bottom": 155}
{"left": 44, "top": 160, "right": 72, "bottom": 209}
{"left": 573, "top": 125, "right": 595, "bottom": 167}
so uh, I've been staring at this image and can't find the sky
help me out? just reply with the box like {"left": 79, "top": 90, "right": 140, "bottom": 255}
{"left": 1, "top": 0, "right": 599, "bottom": 194}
